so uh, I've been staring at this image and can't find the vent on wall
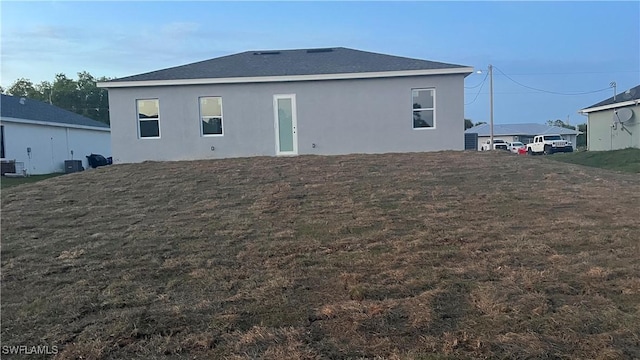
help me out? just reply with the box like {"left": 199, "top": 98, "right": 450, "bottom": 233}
{"left": 253, "top": 51, "right": 281, "bottom": 55}
{"left": 306, "top": 48, "right": 334, "bottom": 53}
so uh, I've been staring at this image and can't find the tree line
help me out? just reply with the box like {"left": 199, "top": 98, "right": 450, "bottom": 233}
{"left": 1, "top": 72, "right": 111, "bottom": 125}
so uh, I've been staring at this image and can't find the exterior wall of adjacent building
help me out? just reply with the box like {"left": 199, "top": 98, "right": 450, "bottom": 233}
{"left": 106, "top": 74, "right": 466, "bottom": 163}
{"left": 0, "top": 119, "right": 111, "bottom": 174}
{"left": 587, "top": 104, "right": 640, "bottom": 151}
{"left": 562, "top": 134, "right": 578, "bottom": 148}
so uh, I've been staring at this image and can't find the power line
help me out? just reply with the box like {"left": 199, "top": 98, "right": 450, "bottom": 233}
{"left": 464, "top": 91, "right": 607, "bottom": 95}
{"left": 464, "top": 72, "right": 488, "bottom": 105}
{"left": 464, "top": 75, "right": 486, "bottom": 89}
{"left": 493, "top": 66, "right": 613, "bottom": 96}
{"left": 492, "top": 70, "right": 639, "bottom": 76}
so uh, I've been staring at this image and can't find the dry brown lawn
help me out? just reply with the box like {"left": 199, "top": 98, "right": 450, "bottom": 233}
{"left": 1, "top": 151, "right": 639, "bottom": 359}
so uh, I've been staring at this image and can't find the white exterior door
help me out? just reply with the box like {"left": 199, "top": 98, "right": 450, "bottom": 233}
{"left": 273, "top": 94, "right": 298, "bottom": 155}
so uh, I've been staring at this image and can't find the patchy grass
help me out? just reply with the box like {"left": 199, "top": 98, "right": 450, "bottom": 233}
{"left": 1, "top": 173, "right": 65, "bottom": 189}
{"left": 549, "top": 147, "right": 640, "bottom": 173}
{"left": 1, "top": 151, "right": 639, "bottom": 359}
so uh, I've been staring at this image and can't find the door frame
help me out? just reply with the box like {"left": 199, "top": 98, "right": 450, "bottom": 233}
{"left": 273, "top": 94, "right": 298, "bottom": 156}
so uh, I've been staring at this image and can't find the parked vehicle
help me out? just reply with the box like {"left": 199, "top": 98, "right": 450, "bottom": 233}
{"left": 526, "top": 135, "right": 573, "bottom": 155}
{"left": 481, "top": 139, "right": 508, "bottom": 151}
{"left": 507, "top": 141, "right": 526, "bottom": 153}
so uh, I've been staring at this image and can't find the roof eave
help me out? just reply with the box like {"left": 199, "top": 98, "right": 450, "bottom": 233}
{"left": 97, "top": 67, "right": 475, "bottom": 89}
{"left": 0, "top": 116, "right": 111, "bottom": 131}
{"left": 579, "top": 99, "right": 640, "bottom": 114}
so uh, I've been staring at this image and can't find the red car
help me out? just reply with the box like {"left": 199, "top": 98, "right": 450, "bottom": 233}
{"left": 507, "top": 141, "right": 526, "bottom": 154}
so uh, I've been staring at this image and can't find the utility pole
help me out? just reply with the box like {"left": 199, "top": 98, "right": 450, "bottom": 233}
{"left": 489, "top": 64, "right": 494, "bottom": 150}
{"left": 610, "top": 81, "right": 617, "bottom": 101}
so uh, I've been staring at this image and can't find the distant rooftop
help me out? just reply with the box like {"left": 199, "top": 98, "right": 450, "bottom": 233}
{"left": 105, "top": 47, "right": 472, "bottom": 83}
{"left": 0, "top": 94, "right": 109, "bottom": 129}
{"left": 465, "top": 123, "right": 580, "bottom": 136}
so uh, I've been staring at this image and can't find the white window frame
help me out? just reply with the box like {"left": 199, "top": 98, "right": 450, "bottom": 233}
{"left": 199, "top": 96, "right": 224, "bottom": 137}
{"left": 412, "top": 88, "right": 436, "bottom": 130}
{"left": 137, "top": 98, "right": 160, "bottom": 139}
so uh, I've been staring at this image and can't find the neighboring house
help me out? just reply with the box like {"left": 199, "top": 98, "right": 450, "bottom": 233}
{"left": 579, "top": 85, "right": 639, "bottom": 151}
{"left": 464, "top": 123, "right": 580, "bottom": 151}
{"left": 0, "top": 94, "right": 111, "bottom": 175}
{"left": 97, "top": 47, "right": 473, "bottom": 163}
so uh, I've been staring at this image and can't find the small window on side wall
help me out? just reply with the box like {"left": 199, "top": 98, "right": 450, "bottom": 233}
{"left": 200, "top": 97, "right": 223, "bottom": 135}
{"left": 412, "top": 89, "right": 435, "bottom": 129}
{"left": 137, "top": 99, "right": 160, "bottom": 138}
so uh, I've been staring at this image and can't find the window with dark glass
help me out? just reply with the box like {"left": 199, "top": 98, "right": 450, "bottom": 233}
{"left": 199, "top": 97, "right": 223, "bottom": 135}
{"left": 137, "top": 99, "right": 160, "bottom": 138}
{"left": 412, "top": 89, "right": 435, "bottom": 128}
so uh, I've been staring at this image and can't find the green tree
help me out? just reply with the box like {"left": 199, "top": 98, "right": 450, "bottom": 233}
{"left": 546, "top": 119, "right": 576, "bottom": 130}
{"left": 7, "top": 78, "right": 41, "bottom": 99}
{"left": 5, "top": 72, "right": 111, "bottom": 124}
{"left": 94, "top": 76, "right": 111, "bottom": 124}
{"left": 464, "top": 119, "right": 474, "bottom": 129}
{"left": 35, "top": 81, "right": 54, "bottom": 104}
{"left": 51, "top": 73, "right": 80, "bottom": 113}
{"left": 77, "top": 72, "right": 110, "bottom": 124}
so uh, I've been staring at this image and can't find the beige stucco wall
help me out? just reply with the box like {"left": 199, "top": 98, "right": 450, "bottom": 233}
{"left": 587, "top": 104, "right": 640, "bottom": 151}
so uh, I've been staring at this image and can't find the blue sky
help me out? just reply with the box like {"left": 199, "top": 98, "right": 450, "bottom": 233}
{"left": 1, "top": 1, "right": 638, "bottom": 125}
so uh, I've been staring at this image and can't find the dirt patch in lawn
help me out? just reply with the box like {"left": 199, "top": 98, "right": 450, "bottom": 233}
{"left": 2, "top": 151, "right": 639, "bottom": 359}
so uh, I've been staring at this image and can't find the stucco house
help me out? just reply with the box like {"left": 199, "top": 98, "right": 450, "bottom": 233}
{"left": 97, "top": 47, "right": 473, "bottom": 163}
{"left": 0, "top": 94, "right": 111, "bottom": 175}
{"left": 464, "top": 123, "right": 580, "bottom": 151}
{"left": 579, "top": 84, "right": 639, "bottom": 151}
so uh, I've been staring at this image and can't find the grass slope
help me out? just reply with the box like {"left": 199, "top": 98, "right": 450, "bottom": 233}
{"left": 2, "top": 152, "right": 639, "bottom": 359}
{"left": 549, "top": 148, "right": 640, "bottom": 173}
{"left": 1, "top": 173, "right": 65, "bottom": 190}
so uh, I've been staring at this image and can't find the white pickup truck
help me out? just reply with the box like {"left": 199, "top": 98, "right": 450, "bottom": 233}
{"left": 481, "top": 139, "right": 508, "bottom": 151}
{"left": 526, "top": 135, "right": 573, "bottom": 155}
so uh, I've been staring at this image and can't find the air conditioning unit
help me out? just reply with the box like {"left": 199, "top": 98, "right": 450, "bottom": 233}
{"left": 64, "top": 160, "right": 84, "bottom": 173}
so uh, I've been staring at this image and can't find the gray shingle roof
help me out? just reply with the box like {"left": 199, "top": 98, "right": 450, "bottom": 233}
{"left": 107, "top": 47, "right": 470, "bottom": 83}
{"left": 464, "top": 123, "right": 580, "bottom": 136}
{"left": 1, "top": 94, "right": 109, "bottom": 129}
{"left": 583, "top": 84, "right": 640, "bottom": 110}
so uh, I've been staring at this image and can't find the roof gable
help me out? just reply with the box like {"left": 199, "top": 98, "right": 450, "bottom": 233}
{"left": 465, "top": 123, "right": 580, "bottom": 136}
{"left": 105, "top": 47, "right": 472, "bottom": 84}
{"left": 0, "top": 94, "right": 109, "bottom": 129}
